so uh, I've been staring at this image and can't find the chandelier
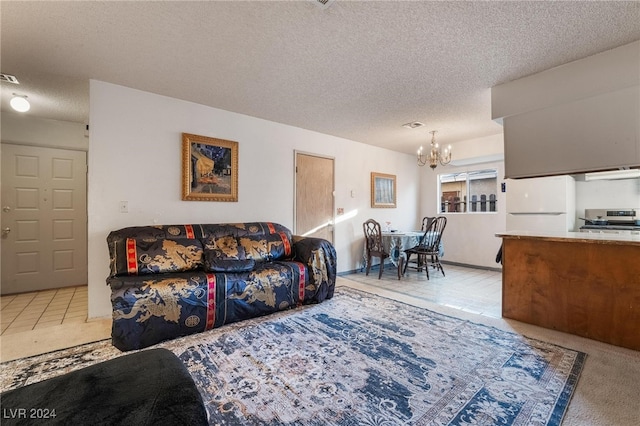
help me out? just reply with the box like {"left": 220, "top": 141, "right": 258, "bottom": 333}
{"left": 417, "top": 130, "right": 452, "bottom": 169}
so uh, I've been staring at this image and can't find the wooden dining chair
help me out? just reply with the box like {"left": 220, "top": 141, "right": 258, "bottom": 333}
{"left": 363, "top": 219, "right": 401, "bottom": 279}
{"left": 404, "top": 216, "right": 435, "bottom": 272}
{"left": 403, "top": 216, "right": 447, "bottom": 279}
{"left": 421, "top": 216, "right": 436, "bottom": 231}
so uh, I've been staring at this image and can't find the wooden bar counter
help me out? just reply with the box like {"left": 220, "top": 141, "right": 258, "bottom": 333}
{"left": 496, "top": 231, "right": 640, "bottom": 351}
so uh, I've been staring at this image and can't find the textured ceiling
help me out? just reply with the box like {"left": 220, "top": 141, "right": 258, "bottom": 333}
{"left": 1, "top": 1, "right": 639, "bottom": 154}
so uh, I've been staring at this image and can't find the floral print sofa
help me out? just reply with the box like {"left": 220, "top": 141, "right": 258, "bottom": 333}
{"left": 106, "top": 222, "right": 336, "bottom": 351}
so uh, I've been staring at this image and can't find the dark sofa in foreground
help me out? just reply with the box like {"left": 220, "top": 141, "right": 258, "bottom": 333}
{"left": 107, "top": 222, "right": 336, "bottom": 351}
{"left": 0, "top": 348, "right": 208, "bottom": 425}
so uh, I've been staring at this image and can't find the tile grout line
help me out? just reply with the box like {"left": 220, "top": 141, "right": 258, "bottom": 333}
{"left": 37, "top": 288, "right": 73, "bottom": 328}
{"left": 1, "top": 286, "right": 87, "bottom": 335}
{"left": 63, "top": 287, "right": 83, "bottom": 322}
{"left": 34, "top": 289, "right": 59, "bottom": 328}
{"left": 1, "top": 292, "right": 37, "bottom": 333}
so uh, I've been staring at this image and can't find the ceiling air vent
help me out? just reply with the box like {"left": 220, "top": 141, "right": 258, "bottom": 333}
{"left": 309, "top": 0, "right": 335, "bottom": 9}
{"left": 0, "top": 73, "right": 20, "bottom": 84}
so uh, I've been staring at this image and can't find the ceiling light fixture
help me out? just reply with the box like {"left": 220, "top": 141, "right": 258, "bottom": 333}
{"left": 417, "top": 130, "right": 452, "bottom": 169}
{"left": 10, "top": 94, "right": 30, "bottom": 112}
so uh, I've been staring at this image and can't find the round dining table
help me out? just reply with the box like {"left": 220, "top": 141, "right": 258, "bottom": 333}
{"left": 362, "top": 230, "right": 445, "bottom": 277}
{"left": 380, "top": 231, "right": 424, "bottom": 266}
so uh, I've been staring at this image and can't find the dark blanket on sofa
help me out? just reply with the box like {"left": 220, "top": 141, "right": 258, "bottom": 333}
{"left": 0, "top": 348, "right": 208, "bottom": 426}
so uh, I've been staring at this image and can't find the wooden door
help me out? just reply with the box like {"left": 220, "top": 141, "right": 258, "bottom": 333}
{"left": 295, "top": 152, "right": 334, "bottom": 242}
{"left": 1, "top": 144, "right": 87, "bottom": 294}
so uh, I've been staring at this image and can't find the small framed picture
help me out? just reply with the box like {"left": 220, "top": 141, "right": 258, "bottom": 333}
{"left": 371, "top": 172, "right": 396, "bottom": 208}
{"left": 182, "top": 133, "right": 238, "bottom": 201}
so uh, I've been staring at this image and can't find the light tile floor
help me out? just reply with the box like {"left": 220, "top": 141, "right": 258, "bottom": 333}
{"left": 341, "top": 263, "right": 502, "bottom": 318}
{"left": 1, "top": 286, "right": 88, "bottom": 336}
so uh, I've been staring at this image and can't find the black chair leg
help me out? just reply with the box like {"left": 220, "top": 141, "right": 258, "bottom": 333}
{"left": 365, "top": 255, "right": 371, "bottom": 276}
{"left": 378, "top": 256, "right": 384, "bottom": 279}
{"left": 421, "top": 254, "right": 430, "bottom": 280}
{"left": 397, "top": 257, "right": 403, "bottom": 280}
{"left": 437, "top": 256, "right": 445, "bottom": 276}
{"left": 403, "top": 253, "right": 411, "bottom": 275}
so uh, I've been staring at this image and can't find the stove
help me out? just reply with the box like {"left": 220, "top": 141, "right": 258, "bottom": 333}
{"left": 580, "top": 208, "right": 640, "bottom": 235}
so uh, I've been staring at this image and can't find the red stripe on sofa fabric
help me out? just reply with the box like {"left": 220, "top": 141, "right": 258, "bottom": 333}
{"left": 185, "top": 225, "right": 195, "bottom": 239}
{"left": 295, "top": 262, "right": 305, "bottom": 306}
{"left": 205, "top": 274, "right": 216, "bottom": 330}
{"left": 126, "top": 238, "right": 138, "bottom": 275}
{"left": 267, "top": 222, "right": 276, "bottom": 234}
{"left": 279, "top": 232, "right": 292, "bottom": 257}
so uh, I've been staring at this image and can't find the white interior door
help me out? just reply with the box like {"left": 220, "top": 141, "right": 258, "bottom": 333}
{"left": 295, "top": 152, "right": 334, "bottom": 242}
{"left": 1, "top": 144, "right": 87, "bottom": 295}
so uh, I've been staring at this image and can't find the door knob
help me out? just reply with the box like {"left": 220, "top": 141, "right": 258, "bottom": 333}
{"left": 2, "top": 227, "right": 10, "bottom": 236}
{"left": 2, "top": 206, "right": 10, "bottom": 212}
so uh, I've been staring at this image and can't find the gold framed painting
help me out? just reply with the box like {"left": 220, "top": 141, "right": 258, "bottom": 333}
{"left": 371, "top": 172, "right": 396, "bottom": 208}
{"left": 182, "top": 133, "right": 238, "bottom": 201}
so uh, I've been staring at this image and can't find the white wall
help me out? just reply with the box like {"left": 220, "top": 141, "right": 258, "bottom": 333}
{"left": 420, "top": 133, "right": 506, "bottom": 270}
{"left": 576, "top": 178, "right": 640, "bottom": 214}
{"left": 421, "top": 160, "right": 506, "bottom": 269}
{"left": 492, "top": 41, "right": 640, "bottom": 178}
{"left": 448, "top": 133, "right": 504, "bottom": 166}
{"left": 1, "top": 112, "right": 88, "bottom": 151}
{"left": 88, "top": 80, "right": 419, "bottom": 318}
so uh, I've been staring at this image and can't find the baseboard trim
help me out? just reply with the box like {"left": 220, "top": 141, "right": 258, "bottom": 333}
{"left": 338, "top": 269, "right": 361, "bottom": 276}
{"left": 441, "top": 260, "right": 502, "bottom": 273}
{"left": 338, "top": 260, "right": 501, "bottom": 276}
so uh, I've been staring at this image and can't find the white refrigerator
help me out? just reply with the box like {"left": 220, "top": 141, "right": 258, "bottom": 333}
{"left": 505, "top": 175, "right": 576, "bottom": 234}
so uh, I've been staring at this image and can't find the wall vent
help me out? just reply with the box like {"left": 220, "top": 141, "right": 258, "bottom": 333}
{"left": 309, "top": 0, "right": 335, "bottom": 9}
{"left": 0, "top": 73, "right": 20, "bottom": 84}
{"left": 402, "top": 121, "right": 425, "bottom": 129}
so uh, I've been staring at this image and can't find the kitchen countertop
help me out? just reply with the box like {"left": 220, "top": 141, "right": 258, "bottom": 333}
{"left": 496, "top": 230, "right": 640, "bottom": 245}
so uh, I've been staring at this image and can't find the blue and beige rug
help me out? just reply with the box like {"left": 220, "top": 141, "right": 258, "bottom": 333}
{"left": 1, "top": 287, "right": 585, "bottom": 425}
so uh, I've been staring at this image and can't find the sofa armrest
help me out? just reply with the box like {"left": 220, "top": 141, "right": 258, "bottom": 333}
{"left": 291, "top": 236, "right": 337, "bottom": 302}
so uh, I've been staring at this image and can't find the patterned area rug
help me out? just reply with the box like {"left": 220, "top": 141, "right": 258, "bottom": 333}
{"left": 1, "top": 287, "right": 585, "bottom": 425}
